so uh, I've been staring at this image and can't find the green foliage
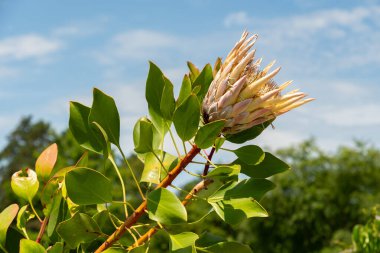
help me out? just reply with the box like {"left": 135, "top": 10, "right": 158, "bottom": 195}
{"left": 147, "top": 188, "right": 187, "bottom": 225}
{"left": 194, "top": 120, "right": 225, "bottom": 149}
{"left": 173, "top": 94, "right": 200, "bottom": 141}
{"left": 0, "top": 204, "right": 19, "bottom": 248}
{"left": 0, "top": 60, "right": 290, "bottom": 253}
{"left": 65, "top": 167, "right": 112, "bottom": 205}
{"left": 351, "top": 206, "right": 380, "bottom": 253}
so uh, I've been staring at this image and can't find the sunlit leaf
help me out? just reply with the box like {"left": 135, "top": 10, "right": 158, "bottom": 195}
{"left": 16, "top": 205, "right": 34, "bottom": 233}
{"left": 69, "top": 102, "right": 103, "bottom": 154}
{"left": 169, "top": 232, "right": 199, "bottom": 253}
{"left": 160, "top": 77, "right": 176, "bottom": 120}
{"left": 194, "top": 120, "right": 225, "bottom": 149}
{"left": 173, "top": 94, "right": 200, "bottom": 141}
{"left": 19, "top": 239, "right": 46, "bottom": 253}
{"left": 147, "top": 188, "right": 187, "bottom": 225}
{"left": 35, "top": 143, "right": 58, "bottom": 181}
{"left": 133, "top": 117, "right": 161, "bottom": 154}
{"left": 141, "top": 152, "right": 177, "bottom": 184}
{"left": 177, "top": 75, "right": 192, "bottom": 106}
{"left": 192, "top": 64, "right": 213, "bottom": 100}
{"left": 89, "top": 88, "right": 120, "bottom": 146}
{"left": 206, "top": 165, "right": 240, "bottom": 180}
{"left": 47, "top": 242, "right": 63, "bottom": 253}
{"left": 0, "top": 204, "right": 19, "bottom": 247}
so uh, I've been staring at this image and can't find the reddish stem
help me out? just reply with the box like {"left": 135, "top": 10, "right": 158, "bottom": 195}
{"left": 94, "top": 145, "right": 201, "bottom": 253}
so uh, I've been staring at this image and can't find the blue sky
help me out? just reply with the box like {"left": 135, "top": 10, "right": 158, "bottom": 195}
{"left": 1, "top": 0, "right": 380, "bottom": 154}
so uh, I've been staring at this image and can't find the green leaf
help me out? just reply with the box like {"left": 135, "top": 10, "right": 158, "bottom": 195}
{"left": 232, "top": 145, "right": 265, "bottom": 165}
{"left": 19, "top": 239, "right": 46, "bottom": 253}
{"left": 146, "top": 62, "right": 173, "bottom": 118}
{"left": 149, "top": 106, "right": 171, "bottom": 138}
{"left": 206, "top": 165, "right": 240, "bottom": 180}
{"left": 214, "top": 137, "right": 225, "bottom": 152}
{"left": 198, "top": 242, "right": 252, "bottom": 253}
{"left": 177, "top": 75, "right": 192, "bottom": 106}
{"left": 194, "top": 120, "right": 225, "bottom": 149}
{"left": 147, "top": 188, "right": 187, "bottom": 225}
{"left": 173, "top": 94, "right": 200, "bottom": 141}
{"left": 208, "top": 179, "right": 275, "bottom": 203}
{"left": 207, "top": 179, "right": 273, "bottom": 224}
{"left": 0, "top": 204, "right": 19, "bottom": 247}
{"left": 192, "top": 64, "right": 213, "bottom": 100}
{"left": 169, "top": 232, "right": 199, "bottom": 253}
{"left": 16, "top": 205, "right": 34, "bottom": 233}
{"left": 133, "top": 117, "right": 161, "bottom": 154}
{"left": 89, "top": 88, "right": 120, "bottom": 146}
{"left": 47, "top": 194, "right": 62, "bottom": 237}
{"left": 69, "top": 102, "right": 103, "bottom": 154}
{"left": 40, "top": 178, "right": 60, "bottom": 216}
{"left": 237, "top": 152, "right": 290, "bottom": 178}
{"left": 225, "top": 120, "right": 273, "bottom": 144}
{"left": 90, "top": 121, "right": 111, "bottom": 158}
{"left": 47, "top": 242, "right": 63, "bottom": 253}
{"left": 187, "top": 61, "right": 200, "bottom": 83}
{"left": 141, "top": 152, "right": 177, "bottom": 184}
{"left": 210, "top": 198, "right": 268, "bottom": 225}
{"left": 65, "top": 167, "right": 112, "bottom": 205}
{"left": 93, "top": 210, "right": 122, "bottom": 235}
{"left": 56, "top": 212, "right": 101, "bottom": 249}
{"left": 160, "top": 77, "right": 176, "bottom": 120}
{"left": 35, "top": 143, "right": 58, "bottom": 181}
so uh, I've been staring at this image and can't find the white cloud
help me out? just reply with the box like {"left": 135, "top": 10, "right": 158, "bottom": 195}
{"left": 96, "top": 30, "right": 178, "bottom": 64}
{"left": 224, "top": 11, "right": 251, "bottom": 28}
{"left": 319, "top": 104, "right": 380, "bottom": 127}
{"left": 0, "top": 34, "right": 61, "bottom": 61}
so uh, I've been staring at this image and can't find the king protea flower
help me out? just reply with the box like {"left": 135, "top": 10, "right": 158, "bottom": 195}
{"left": 203, "top": 31, "right": 314, "bottom": 135}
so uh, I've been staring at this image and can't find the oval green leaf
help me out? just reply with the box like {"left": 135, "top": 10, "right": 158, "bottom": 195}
{"left": 0, "top": 204, "right": 19, "bottom": 247}
{"left": 65, "top": 167, "right": 112, "bottom": 205}
{"left": 236, "top": 152, "right": 290, "bottom": 178}
{"left": 69, "top": 101, "right": 103, "bottom": 154}
{"left": 194, "top": 120, "right": 225, "bottom": 149}
{"left": 89, "top": 88, "right": 120, "bottom": 146}
{"left": 35, "top": 143, "right": 58, "bottom": 181}
{"left": 173, "top": 94, "right": 200, "bottom": 141}
{"left": 232, "top": 145, "right": 264, "bottom": 165}
{"left": 20, "top": 239, "right": 46, "bottom": 253}
{"left": 56, "top": 212, "right": 101, "bottom": 249}
{"left": 169, "top": 232, "right": 199, "bottom": 253}
{"left": 147, "top": 188, "right": 187, "bottom": 225}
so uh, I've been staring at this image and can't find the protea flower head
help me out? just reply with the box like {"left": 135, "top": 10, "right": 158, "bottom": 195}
{"left": 203, "top": 31, "right": 314, "bottom": 135}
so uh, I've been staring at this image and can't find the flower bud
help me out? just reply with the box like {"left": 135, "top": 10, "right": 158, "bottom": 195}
{"left": 11, "top": 168, "right": 39, "bottom": 201}
{"left": 203, "top": 31, "right": 314, "bottom": 135}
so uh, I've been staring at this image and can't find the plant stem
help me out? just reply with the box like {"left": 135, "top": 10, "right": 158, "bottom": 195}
{"left": 203, "top": 146, "right": 216, "bottom": 176}
{"left": 166, "top": 122, "right": 181, "bottom": 158}
{"left": 36, "top": 217, "right": 49, "bottom": 243}
{"left": 108, "top": 155, "right": 128, "bottom": 218}
{"left": 29, "top": 200, "right": 42, "bottom": 222}
{"left": 0, "top": 244, "right": 9, "bottom": 253}
{"left": 94, "top": 145, "right": 201, "bottom": 253}
{"left": 127, "top": 178, "right": 214, "bottom": 250}
{"left": 118, "top": 147, "right": 146, "bottom": 200}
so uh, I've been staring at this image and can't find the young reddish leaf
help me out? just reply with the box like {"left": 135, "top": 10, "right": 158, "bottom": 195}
{"left": 35, "top": 143, "right": 58, "bottom": 181}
